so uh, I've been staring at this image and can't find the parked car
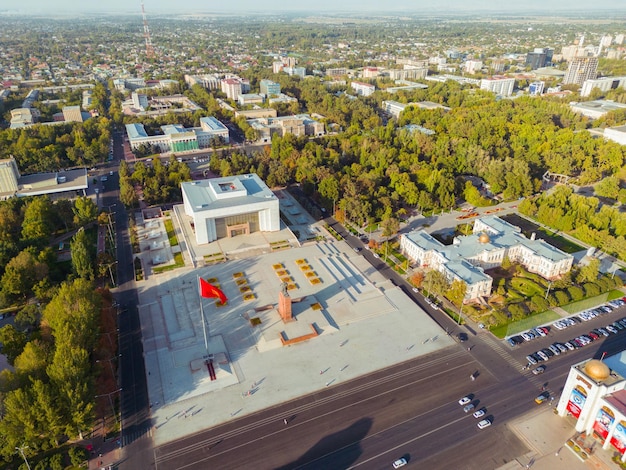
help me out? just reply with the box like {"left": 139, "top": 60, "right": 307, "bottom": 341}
{"left": 536, "top": 350, "right": 549, "bottom": 361}
{"left": 526, "top": 355, "right": 538, "bottom": 365}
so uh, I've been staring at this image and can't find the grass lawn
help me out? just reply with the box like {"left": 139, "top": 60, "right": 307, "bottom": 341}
{"left": 560, "top": 290, "right": 622, "bottom": 314}
{"left": 164, "top": 218, "right": 179, "bottom": 247}
{"left": 152, "top": 252, "right": 184, "bottom": 273}
{"left": 501, "top": 214, "right": 584, "bottom": 253}
{"left": 537, "top": 227, "right": 584, "bottom": 254}
{"left": 491, "top": 310, "right": 560, "bottom": 338}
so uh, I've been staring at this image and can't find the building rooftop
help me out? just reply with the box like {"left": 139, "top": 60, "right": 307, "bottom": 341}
{"left": 182, "top": 174, "right": 275, "bottom": 213}
{"left": 0, "top": 168, "right": 88, "bottom": 198}
{"left": 199, "top": 116, "right": 228, "bottom": 131}
{"left": 574, "top": 358, "right": 625, "bottom": 388}
{"left": 125, "top": 123, "right": 148, "bottom": 140}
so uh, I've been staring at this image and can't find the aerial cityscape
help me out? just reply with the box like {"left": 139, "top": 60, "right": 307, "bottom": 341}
{"left": 1, "top": 3, "right": 626, "bottom": 470}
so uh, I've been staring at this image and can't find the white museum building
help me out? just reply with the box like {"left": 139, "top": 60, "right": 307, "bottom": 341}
{"left": 181, "top": 174, "right": 280, "bottom": 245}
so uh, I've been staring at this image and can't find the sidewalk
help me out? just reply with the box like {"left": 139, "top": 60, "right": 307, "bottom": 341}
{"left": 501, "top": 406, "right": 614, "bottom": 470}
{"left": 87, "top": 433, "right": 121, "bottom": 470}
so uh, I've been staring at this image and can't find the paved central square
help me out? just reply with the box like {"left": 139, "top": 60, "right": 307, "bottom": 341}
{"left": 138, "top": 239, "right": 452, "bottom": 445}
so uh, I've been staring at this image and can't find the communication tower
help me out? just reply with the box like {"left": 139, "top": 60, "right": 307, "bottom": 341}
{"left": 141, "top": 0, "right": 155, "bottom": 58}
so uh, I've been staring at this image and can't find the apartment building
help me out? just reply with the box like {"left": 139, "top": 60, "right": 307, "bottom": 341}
{"left": 581, "top": 76, "right": 626, "bottom": 97}
{"left": 564, "top": 57, "right": 599, "bottom": 86}
{"left": 480, "top": 76, "right": 515, "bottom": 96}
{"left": 350, "top": 81, "right": 375, "bottom": 96}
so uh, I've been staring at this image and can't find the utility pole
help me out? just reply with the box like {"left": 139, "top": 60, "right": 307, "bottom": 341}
{"left": 545, "top": 280, "right": 553, "bottom": 300}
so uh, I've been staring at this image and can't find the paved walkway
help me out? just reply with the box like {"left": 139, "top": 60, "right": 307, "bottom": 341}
{"left": 500, "top": 406, "right": 614, "bottom": 470}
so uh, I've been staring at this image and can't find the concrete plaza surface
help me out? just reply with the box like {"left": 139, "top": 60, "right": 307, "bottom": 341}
{"left": 138, "top": 240, "right": 454, "bottom": 446}
{"left": 501, "top": 406, "right": 616, "bottom": 470}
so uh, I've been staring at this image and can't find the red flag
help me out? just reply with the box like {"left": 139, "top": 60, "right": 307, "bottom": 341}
{"left": 199, "top": 278, "right": 228, "bottom": 304}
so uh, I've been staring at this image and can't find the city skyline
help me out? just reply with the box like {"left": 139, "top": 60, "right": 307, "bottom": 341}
{"left": 2, "top": 0, "right": 625, "bottom": 15}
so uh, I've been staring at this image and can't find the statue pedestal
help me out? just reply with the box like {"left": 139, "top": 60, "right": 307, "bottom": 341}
{"left": 278, "top": 290, "right": 293, "bottom": 323}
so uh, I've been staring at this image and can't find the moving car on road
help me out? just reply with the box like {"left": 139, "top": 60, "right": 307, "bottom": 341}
{"left": 477, "top": 419, "right": 492, "bottom": 429}
{"left": 463, "top": 403, "right": 475, "bottom": 413}
{"left": 393, "top": 458, "right": 407, "bottom": 468}
{"left": 459, "top": 395, "right": 472, "bottom": 406}
{"left": 532, "top": 365, "right": 546, "bottom": 375}
{"left": 535, "top": 391, "right": 550, "bottom": 404}
{"left": 473, "top": 408, "right": 486, "bottom": 418}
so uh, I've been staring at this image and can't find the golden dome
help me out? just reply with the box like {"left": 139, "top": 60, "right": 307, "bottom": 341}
{"left": 478, "top": 232, "right": 490, "bottom": 244}
{"left": 584, "top": 359, "right": 610, "bottom": 381}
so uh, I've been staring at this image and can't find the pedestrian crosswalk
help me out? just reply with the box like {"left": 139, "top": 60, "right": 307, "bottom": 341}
{"left": 480, "top": 333, "right": 522, "bottom": 370}
{"left": 121, "top": 424, "right": 153, "bottom": 447}
{"left": 480, "top": 333, "right": 557, "bottom": 398}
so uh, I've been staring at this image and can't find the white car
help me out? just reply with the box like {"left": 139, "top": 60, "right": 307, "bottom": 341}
{"left": 412, "top": 287, "right": 419, "bottom": 293}
{"left": 373, "top": 253, "right": 380, "bottom": 258}
{"left": 458, "top": 396, "right": 472, "bottom": 406}
{"left": 473, "top": 408, "right": 486, "bottom": 418}
{"left": 393, "top": 458, "right": 407, "bottom": 468}
{"left": 477, "top": 419, "right": 492, "bottom": 429}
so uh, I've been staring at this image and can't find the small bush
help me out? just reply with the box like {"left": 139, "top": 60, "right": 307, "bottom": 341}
{"left": 567, "top": 286, "right": 584, "bottom": 301}
{"left": 34, "top": 457, "right": 49, "bottom": 470}
{"left": 69, "top": 446, "right": 89, "bottom": 466}
{"left": 583, "top": 282, "right": 600, "bottom": 298}
{"left": 508, "top": 302, "right": 527, "bottom": 319}
{"left": 530, "top": 295, "right": 549, "bottom": 312}
{"left": 555, "top": 290, "right": 570, "bottom": 306}
{"left": 49, "top": 453, "right": 64, "bottom": 470}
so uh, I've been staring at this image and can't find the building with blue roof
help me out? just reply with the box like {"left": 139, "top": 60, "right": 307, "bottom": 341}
{"left": 125, "top": 117, "right": 229, "bottom": 154}
{"left": 400, "top": 215, "right": 573, "bottom": 301}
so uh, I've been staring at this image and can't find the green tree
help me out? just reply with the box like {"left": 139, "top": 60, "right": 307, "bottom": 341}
{"left": 42, "top": 278, "right": 100, "bottom": 351}
{"left": 70, "top": 228, "right": 94, "bottom": 281}
{"left": 15, "top": 303, "right": 42, "bottom": 331}
{"left": 1, "top": 249, "right": 48, "bottom": 298}
{"left": 576, "top": 258, "right": 600, "bottom": 284}
{"left": 424, "top": 269, "right": 450, "bottom": 297}
{"left": 380, "top": 216, "right": 400, "bottom": 238}
{"left": 594, "top": 176, "right": 620, "bottom": 200}
{"left": 21, "top": 197, "right": 53, "bottom": 247}
{"left": 0, "top": 324, "right": 27, "bottom": 365}
{"left": 446, "top": 279, "right": 467, "bottom": 307}
{"left": 72, "top": 196, "right": 98, "bottom": 227}
{"left": 46, "top": 339, "right": 94, "bottom": 439}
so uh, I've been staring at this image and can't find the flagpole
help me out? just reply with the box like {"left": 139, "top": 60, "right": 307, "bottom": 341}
{"left": 198, "top": 275, "right": 209, "bottom": 354}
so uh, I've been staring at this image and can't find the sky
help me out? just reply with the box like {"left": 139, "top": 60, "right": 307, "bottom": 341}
{"left": 3, "top": 0, "right": 625, "bottom": 15}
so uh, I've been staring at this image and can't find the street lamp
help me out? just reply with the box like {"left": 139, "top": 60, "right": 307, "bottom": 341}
{"left": 95, "top": 388, "right": 122, "bottom": 428}
{"left": 15, "top": 445, "right": 31, "bottom": 470}
{"left": 545, "top": 280, "right": 553, "bottom": 300}
{"left": 96, "top": 355, "right": 121, "bottom": 382}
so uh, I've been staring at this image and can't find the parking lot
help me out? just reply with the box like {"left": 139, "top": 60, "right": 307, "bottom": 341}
{"left": 506, "top": 297, "right": 626, "bottom": 369}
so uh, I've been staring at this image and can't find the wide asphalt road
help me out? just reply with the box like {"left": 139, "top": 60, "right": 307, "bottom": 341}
{"left": 105, "top": 131, "right": 154, "bottom": 466}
